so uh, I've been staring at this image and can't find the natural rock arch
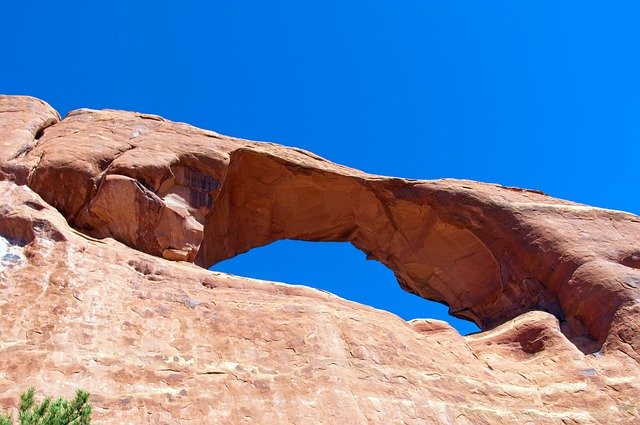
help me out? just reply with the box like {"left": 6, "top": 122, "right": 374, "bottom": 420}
{"left": 195, "top": 147, "right": 639, "bottom": 356}
{"left": 197, "top": 148, "right": 506, "bottom": 329}
{"left": 3, "top": 98, "right": 638, "bottom": 358}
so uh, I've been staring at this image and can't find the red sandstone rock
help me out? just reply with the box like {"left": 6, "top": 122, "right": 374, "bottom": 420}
{"left": 0, "top": 95, "right": 638, "bottom": 423}
{"left": 0, "top": 95, "right": 59, "bottom": 182}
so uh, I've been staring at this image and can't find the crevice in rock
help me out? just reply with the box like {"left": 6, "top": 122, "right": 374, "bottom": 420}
{"left": 2, "top": 115, "right": 60, "bottom": 183}
{"left": 33, "top": 120, "right": 51, "bottom": 141}
{"left": 76, "top": 143, "right": 137, "bottom": 222}
{"left": 620, "top": 251, "right": 640, "bottom": 269}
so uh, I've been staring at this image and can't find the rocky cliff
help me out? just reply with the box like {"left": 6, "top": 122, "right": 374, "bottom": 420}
{"left": 0, "top": 95, "right": 638, "bottom": 424}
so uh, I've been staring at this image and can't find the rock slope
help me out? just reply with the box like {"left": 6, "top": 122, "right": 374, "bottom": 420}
{"left": 0, "top": 95, "right": 638, "bottom": 424}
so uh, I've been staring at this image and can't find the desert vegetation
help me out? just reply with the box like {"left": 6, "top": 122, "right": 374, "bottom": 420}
{"left": 0, "top": 388, "right": 91, "bottom": 425}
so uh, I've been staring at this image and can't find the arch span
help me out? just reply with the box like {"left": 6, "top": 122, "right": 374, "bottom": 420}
{"left": 196, "top": 148, "right": 575, "bottom": 337}
{"left": 197, "top": 148, "right": 510, "bottom": 328}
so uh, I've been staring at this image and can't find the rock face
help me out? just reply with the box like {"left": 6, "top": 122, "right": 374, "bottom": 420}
{"left": 0, "top": 95, "right": 638, "bottom": 424}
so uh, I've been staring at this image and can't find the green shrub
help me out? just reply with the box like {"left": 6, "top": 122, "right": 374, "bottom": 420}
{"left": 0, "top": 388, "right": 92, "bottom": 425}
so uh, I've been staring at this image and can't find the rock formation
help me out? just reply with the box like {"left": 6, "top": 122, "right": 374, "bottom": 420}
{"left": 0, "top": 95, "right": 638, "bottom": 424}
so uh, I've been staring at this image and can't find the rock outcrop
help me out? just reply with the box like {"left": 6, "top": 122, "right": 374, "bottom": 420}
{"left": 0, "top": 95, "right": 638, "bottom": 424}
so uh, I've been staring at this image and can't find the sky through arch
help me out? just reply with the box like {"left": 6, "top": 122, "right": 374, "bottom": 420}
{"left": 210, "top": 240, "right": 481, "bottom": 335}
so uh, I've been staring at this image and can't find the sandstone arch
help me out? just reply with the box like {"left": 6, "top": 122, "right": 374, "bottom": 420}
{"left": 197, "top": 148, "right": 505, "bottom": 329}
{"left": 2, "top": 96, "right": 638, "bottom": 357}
{"left": 194, "top": 146, "right": 640, "bottom": 356}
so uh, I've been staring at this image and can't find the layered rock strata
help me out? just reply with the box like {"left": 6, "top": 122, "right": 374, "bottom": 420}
{"left": 0, "top": 95, "right": 638, "bottom": 423}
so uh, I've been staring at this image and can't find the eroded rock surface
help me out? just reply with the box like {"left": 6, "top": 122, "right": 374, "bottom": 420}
{"left": 0, "top": 95, "right": 638, "bottom": 424}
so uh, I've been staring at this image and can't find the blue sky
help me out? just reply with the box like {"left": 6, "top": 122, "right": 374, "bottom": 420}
{"left": 3, "top": 2, "right": 639, "bottom": 334}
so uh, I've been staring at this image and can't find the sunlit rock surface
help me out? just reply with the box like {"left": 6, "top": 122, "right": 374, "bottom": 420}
{"left": 0, "top": 95, "right": 638, "bottom": 424}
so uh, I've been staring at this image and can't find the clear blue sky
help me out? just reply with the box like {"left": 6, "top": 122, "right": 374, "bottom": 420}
{"left": 3, "top": 2, "right": 639, "bottom": 334}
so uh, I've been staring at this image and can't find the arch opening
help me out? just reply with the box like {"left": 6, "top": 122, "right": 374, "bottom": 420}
{"left": 196, "top": 148, "right": 507, "bottom": 330}
{"left": 210, "top": 239, "right": 481, "bottom": 335}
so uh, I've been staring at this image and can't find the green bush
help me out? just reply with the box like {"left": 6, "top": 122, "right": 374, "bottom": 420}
{"left": 0, "top": 388, "right": 92, "bottom": 425}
